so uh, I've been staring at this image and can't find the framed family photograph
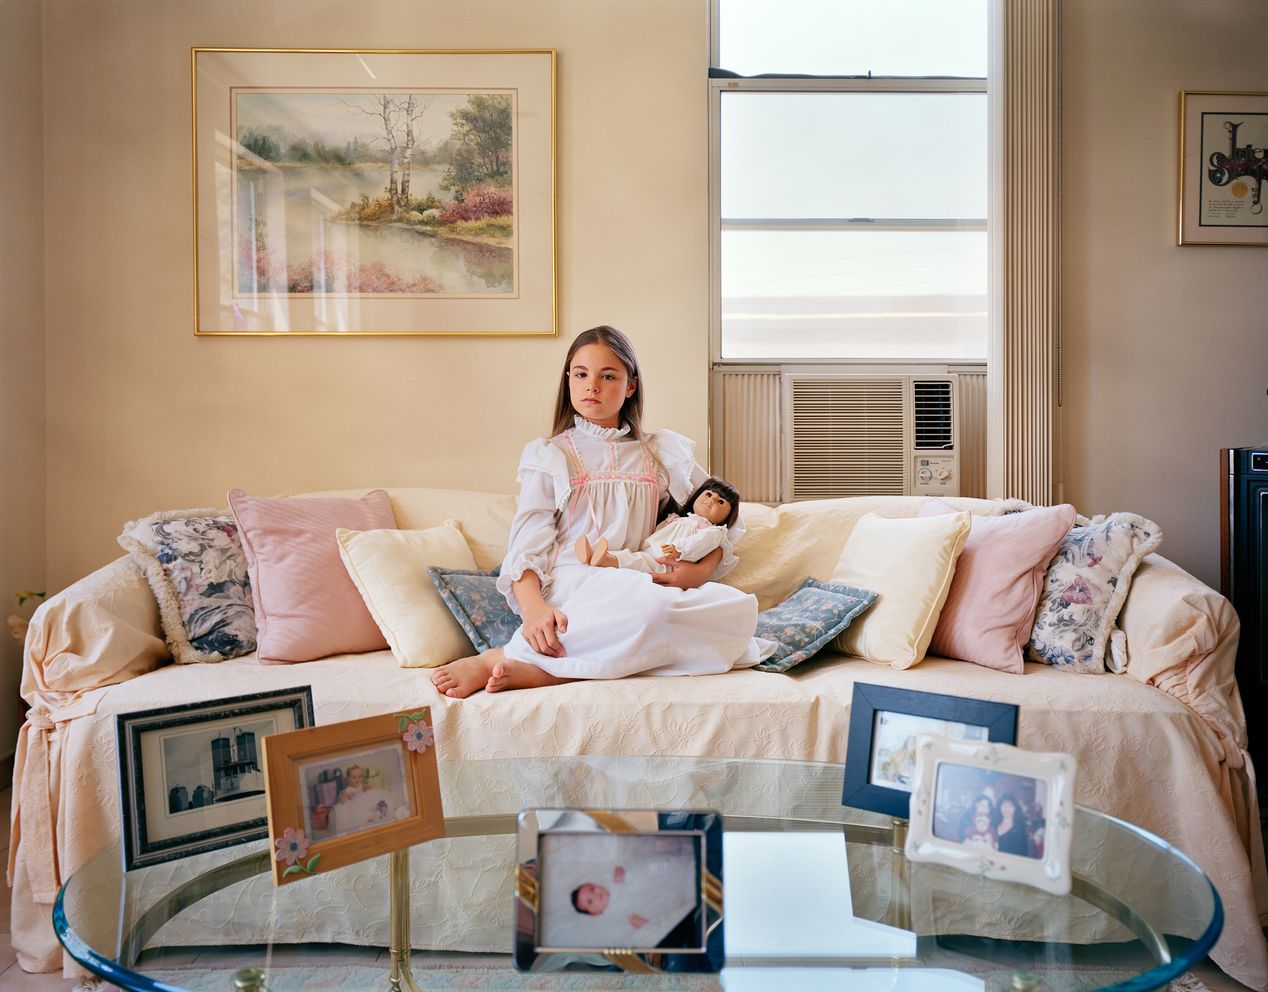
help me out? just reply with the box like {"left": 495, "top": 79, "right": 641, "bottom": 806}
{"left": 841, "top": 683, "right": 1018, "bottom": 819}
{"left": 261, "top": 709, "right": 444, "bottom": 885}
{"left": 1177, "top": 90, "right": 1268, "bottom": 246}
{"left": 904, "top": 736, "right": 1076, "bottom": 896}
{"left": 116, "top": 687, "right": 315, "bottom": 871}
{"left": 515, "top": 809, "right": 724, "bottom": 973}
{"left": 192, "top": 47, "right": 557, "bottom": 334}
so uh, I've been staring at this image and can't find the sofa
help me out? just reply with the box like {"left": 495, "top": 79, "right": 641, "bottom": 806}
{"left": 7, "top": 487, "right": 1268, "bottom": 988}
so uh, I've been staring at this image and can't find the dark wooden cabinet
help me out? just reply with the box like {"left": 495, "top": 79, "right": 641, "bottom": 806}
{"left": 1221, "top": 447, "right": 1268, "bottom": 792}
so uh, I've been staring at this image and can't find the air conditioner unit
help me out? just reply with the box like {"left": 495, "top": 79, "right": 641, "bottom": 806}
{"left": 784, "top": 373, "right": 960, "bottom": 500}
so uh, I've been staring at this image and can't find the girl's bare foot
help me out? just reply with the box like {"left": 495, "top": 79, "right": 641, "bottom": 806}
{"left": 575, "top": 535, "right": 592, "bottom": 563}
{"left": 431, "top": 648, "right": 504, "bottom": 698}
{"left": 486, "top": 659, "right": 576, "bottom": 693}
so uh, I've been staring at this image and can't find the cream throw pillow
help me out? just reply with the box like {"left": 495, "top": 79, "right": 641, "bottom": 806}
{"left": 828, "top": 511, "right": 971, "bottom": 669}
{"left": 336, "top": 522, "right": 477, "bottom": 668}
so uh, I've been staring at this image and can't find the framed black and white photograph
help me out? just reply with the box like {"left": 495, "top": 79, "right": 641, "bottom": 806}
{"left": 841, "top": 682, "right": 1018, "bottom": 818}
{"left": 116, "top": 686, "right": 315, "bottom": 870}
{"left": 905, "top": 736, "right": 1076, "bottom": 896}
{"left": 514, "top": 809, "right": 723, "bottom": 973}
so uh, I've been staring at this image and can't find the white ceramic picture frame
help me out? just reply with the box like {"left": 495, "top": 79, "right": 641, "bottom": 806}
{"left": 904, "top": 736, "right": 1076, "bottom": 896}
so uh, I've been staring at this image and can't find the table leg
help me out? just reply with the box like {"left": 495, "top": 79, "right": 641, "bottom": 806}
{"left": 389, "top": 849, "right": 421, "bottom": 992}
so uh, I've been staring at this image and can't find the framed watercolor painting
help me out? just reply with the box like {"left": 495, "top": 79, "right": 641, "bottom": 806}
{"left": 841, "top": 682, "right": 1018, "bottom": 819}
{"left": 514, "top": 809, "right": 724, "bottom": 973}
{"left": 192, "top": 48, "right": 557, "bottom": 334}
{"left": 261, "top": 708, "right": 444, "bottom": 885}
{"left": 116, "top": 687, "right": 315, "bottom": 870}
{"left": 904, "top": 736, "right": 1076, "bottom": 897}
{"left": 1178, "top": 90, "right": 1268, "bottom": 246}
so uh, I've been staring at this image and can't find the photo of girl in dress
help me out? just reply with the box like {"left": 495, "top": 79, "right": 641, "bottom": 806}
{"left": 298, "top": 743, "right": 413, "bottom": 842}
{"left": 931, "top": 762, "right": 1047, "bottom": 860}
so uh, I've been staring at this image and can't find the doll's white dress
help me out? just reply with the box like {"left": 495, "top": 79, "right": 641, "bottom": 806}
{"left": 613, "top": 513, "right": 731, "bottom": 576}
{"left": 496, "top": 416, "right": 774, "bottom": 679}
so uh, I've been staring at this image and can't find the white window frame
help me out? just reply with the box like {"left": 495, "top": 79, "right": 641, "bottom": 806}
{"left": 707, "top": 8, "right": 992, "bottom": 369}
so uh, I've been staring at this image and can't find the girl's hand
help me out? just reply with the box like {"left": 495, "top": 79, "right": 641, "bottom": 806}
{"left": 659, "top": 543, "right": 681, "bottom": 560}
{"left": 521, "top": 602, "right": 568, "bottom": 657}
{"left": 651, "top": 546, "right": 722, "bottom": 589}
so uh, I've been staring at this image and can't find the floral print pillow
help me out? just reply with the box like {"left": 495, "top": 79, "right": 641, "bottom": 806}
{"left": 754, "top": 578, "right": 878, "bottom": 674}
{"left": 426, "top": 567, "right": 520, "bottom": 653}
{"left": 118, "top": 508, "right": 257, "bottom": 664}
{"left": 1026, "top": 512, "right": 1162, "bottom": 674}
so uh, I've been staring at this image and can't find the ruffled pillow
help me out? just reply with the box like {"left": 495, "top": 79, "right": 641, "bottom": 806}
{"left": 1026, "top": 512, "right": 1162, "bottom": 673}
{"left": 753, "top": 578, "right": 877, "bottom": 673}
{"left": 117, "top": 508, "right": 256, "bottom": 664}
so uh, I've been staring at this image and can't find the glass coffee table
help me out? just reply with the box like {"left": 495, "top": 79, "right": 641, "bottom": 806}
{"left": 54, "top": 756, "right": 1221, "bottom": 992}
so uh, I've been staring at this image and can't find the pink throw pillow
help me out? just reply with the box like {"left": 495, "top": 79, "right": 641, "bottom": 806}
{"left": 924, "top": 502, "right": 1076, "bottom": 673}
{"left": 228, "top": 489, "right": 396, "bottom": 664}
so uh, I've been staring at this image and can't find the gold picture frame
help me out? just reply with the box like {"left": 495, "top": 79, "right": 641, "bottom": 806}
{"left": 1177, "top": 90, "right": 1268, "bottom": 246}
{"left": 192, "top": 47, "right": 557, "bottom": 334}
{"left": 261, "top": 709, "right": 444, "bottom": 885}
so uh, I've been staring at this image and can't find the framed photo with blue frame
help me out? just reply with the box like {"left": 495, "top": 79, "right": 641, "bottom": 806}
{"left": 841, "top": 682, "right": 1018, "bottom": 819}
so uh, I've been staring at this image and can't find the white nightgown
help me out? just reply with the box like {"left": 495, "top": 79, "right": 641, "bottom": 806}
{"left": 613, "top": 512, "right": 732, "bottom": 576}
{"left": 495, "top": 416, "right": 774, "bottom": 679}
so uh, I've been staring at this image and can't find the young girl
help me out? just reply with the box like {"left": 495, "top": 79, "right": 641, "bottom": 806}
{"left": 430, "top": 325, "right": 775, "bottom": 697}
{"left": 576, "top": 476, "right": 742, "bottom": 578}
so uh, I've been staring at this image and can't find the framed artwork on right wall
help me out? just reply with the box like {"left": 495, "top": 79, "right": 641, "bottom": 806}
{"left": 1178, "top": 90, "right": 1268, "bottom": 246}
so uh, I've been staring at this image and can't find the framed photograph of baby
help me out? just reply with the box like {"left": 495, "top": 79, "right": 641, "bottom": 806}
{"left": 841, "top": 683, "right": 1018, "bottom": 819}
{"left": 514, "top": 809, "right": 724, "bottom": 973}
{"left": 261, "top": 709, "right": 444, "bottom": 885}
{"left": 904, "top": 736, "right": 1077, "bottom": 896}
{"left": 116, "top": 687, "right": 316, "bottom": 870}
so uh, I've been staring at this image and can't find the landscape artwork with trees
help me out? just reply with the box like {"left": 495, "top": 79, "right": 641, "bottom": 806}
{"left": 233, "top": 89, "right": 516, "bottom": 297}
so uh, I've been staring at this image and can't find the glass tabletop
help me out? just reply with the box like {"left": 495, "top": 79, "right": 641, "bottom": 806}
{"left": 55, "top": 755, "right": 1221, "bottom": 992}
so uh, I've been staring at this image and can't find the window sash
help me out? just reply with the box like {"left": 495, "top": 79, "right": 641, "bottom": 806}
{"left": 710, "top": 76, "right": 987, "bottom": 366}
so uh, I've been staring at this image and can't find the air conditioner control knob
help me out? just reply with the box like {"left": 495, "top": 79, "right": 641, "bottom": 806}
{"left": 918, "top": 467, "right": 933, "bottom": 482}
{"left": 935, "top": 468, "right": 951, "bottom": 481}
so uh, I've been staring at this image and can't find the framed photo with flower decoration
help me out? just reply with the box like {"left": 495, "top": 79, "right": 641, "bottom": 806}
{"left": 904, "top": 735, "right": 1076, "bottom": 896}
{"left": 261, "top": 708, "right": 443, "bottom": 885}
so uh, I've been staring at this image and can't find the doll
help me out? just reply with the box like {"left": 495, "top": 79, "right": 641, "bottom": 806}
{"left": 576, "top": 477, "right": 741, "bottom": 579}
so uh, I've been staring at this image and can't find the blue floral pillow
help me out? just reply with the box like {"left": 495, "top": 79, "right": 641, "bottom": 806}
{"left": 754, "top": 578, "right": 878, "bottom": 674}
{"left": 426, "top": 567, "right": 520, "bottom": 653}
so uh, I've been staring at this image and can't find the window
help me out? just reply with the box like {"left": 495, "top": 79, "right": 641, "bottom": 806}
{"left": 711, "top": 0, "right": 989, "bottom": 363}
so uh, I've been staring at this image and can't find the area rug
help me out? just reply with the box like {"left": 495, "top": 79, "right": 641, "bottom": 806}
{"left": 73, "top": 966, "right": 1213, "bottom": 991}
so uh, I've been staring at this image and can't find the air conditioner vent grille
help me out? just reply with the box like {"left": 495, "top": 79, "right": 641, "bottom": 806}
{"left": 913, "top": 379, "right": 954, "bottom": 450}
{"left": 789, "top": 377, "right": 906, "bottom": 498}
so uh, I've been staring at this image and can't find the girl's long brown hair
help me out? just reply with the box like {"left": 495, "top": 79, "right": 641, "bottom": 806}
{"left": 551, "top": 325, "right": 645, "bottom": 439}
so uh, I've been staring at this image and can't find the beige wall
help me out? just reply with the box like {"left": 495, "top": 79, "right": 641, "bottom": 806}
{"left": 42, "top": 0, "right": 709, "bottom": 589}
{"left": 0, "top": 0, "right": 47, "bottom": 762}
{"left": 34, "top": 1, "right": 1267, "bottom": 605}
{"left": 1061, "top": 0, "right": 1268, "bottom": 589}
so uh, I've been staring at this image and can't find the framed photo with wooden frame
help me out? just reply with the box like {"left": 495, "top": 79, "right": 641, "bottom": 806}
{"left": 1177, "top": 90, "right": 1268, "bottom": 246}
{"left": 904, "top": 736, "right": 1076, "bottom": 896}
{"left": 514, "top": 809, "right": 724, "bottom": 973}
{"left": 261, "top": 708, "right": 443, "bottom": 885}
{"left": 841, "top": 682, "right": 1018, "bottom": 819}
{"left": 116, "top": 687, "right": 316, "bottom": 871}
{"left": 192, "top": 47, "right": 557, "bottom": 335}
